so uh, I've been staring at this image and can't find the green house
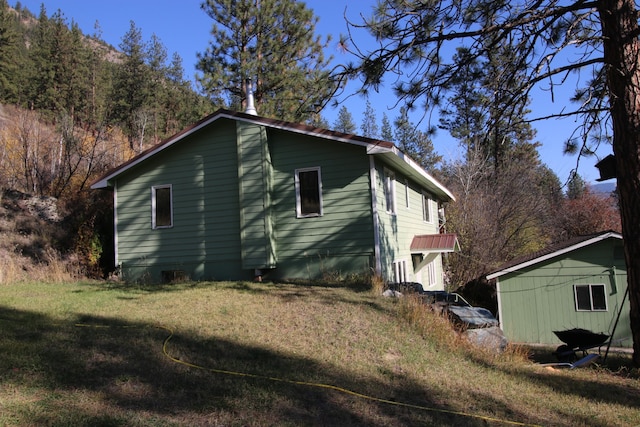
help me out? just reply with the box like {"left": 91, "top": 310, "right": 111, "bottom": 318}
{"left": 486, "top": 231, "right": 631, "bottom": 348}
{"left": 91, "top": 109, "right": 457, "bottom": 285}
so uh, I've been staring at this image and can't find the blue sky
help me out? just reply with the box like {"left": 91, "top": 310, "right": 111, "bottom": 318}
{"left": 15, "top": 0, "right": 612, "bottom": 183}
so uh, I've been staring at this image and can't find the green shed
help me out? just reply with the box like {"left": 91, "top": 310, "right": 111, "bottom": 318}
{"left": 487, "top": 231, "right": 631, "bottom": 348}
{"left": 92, "top": 109, "right": 458, "bottom": 285}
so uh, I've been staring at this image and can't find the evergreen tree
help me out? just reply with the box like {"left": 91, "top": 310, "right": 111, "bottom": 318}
{"left": 393, "top": 107, "right": 441, "bottom": 170}
{"left": 196, "top": 0, "right": 337, "bottom": 122}
{"left": 333, "top": 105, "right": 356, "bottom": 134}
{"left": 111, "top": 21, "right": 150, "bottom": 150}
{"left": 307, "top": 113, "right": 329, "bottom": 128}
{"left": 360, "top": 99, "right": 379, "bottom": 138}
{"left": 567, "top": 173, "right": 587, "bottom": 200}
{"left": 380, "top": 112, "right": 393, "bottom": 142}
{"left": 0, "top": 0, "right": 20, "bottom": 103}
{"left": 438, "top": 47, "right": 486, "bottom": 159}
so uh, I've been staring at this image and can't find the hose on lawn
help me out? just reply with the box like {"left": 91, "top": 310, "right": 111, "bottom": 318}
{"left": 76, "top": 323, "right": 541, "bottom": 427}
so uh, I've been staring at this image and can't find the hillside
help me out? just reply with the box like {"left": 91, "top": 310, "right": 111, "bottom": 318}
{"left": 0, "top": 280, "right": 638, "bottom": 426}
{"left": 0, "top": 188, "right": 69, "bottom": 282}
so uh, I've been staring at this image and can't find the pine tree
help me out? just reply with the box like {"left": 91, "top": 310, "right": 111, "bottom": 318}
{"left": 393, "top": 107, "right": 441, "bottom": 170}
{"left": 0, "top": 0, "right": 20, "bottom": 103}
{"left": 566, "top": 173, "right": 587, "bottom": 200}
{"left": 196, "top": 0, "right": 337, "bottom": 122}
{"left": 360, "top": 99, "right": 379, "bottom": 139}
{"left": 333, "top": 106, "right": 356, "bottom": 134}
{"left": 380, "top": 113, "right": 393, "bottom": 142}
{"left": 111, "top": 21, "right": 151, "bottom": 150}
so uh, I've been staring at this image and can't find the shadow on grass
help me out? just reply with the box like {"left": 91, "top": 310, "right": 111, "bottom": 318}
{"left": 81, "top": 280, "right": 393, "bottom": 314}
{"left": 1, "top": 305, "right": 494, "bottom": 426}
{"left": 462, "top": 349, "right": 639, "bottom": 427}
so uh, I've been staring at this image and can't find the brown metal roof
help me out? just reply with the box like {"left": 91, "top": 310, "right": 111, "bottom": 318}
{"left": 410, "top": 233, "right": 460, "bottom": 252}
{"left": 486, "top": 230, "right": 622, "bottom": 280}
{"left": 90, "top": 108, "right": 455, "bottom": 201}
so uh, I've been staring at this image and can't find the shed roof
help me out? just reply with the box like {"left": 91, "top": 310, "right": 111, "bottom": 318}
{"left": 90, "top": 109, "right": 455, "bottom": 201}
{"left": 410, "top": 233, "right": 460, "bottom": 252}
{"left": 486, "top": 230, "right": 622, "bottom": 280}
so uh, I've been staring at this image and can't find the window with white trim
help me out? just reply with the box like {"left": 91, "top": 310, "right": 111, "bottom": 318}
{"left": 574, "top": 284, "right": 607, "bottom": 311}
{"left": 422, "top": 192, "right": 433, "bottom": 223}
{"left": 152, "top": 184, "right": 173, "bottom": 229}
{"left": 425, "top": 260, "right": 437, "bottom": 286}
{"left": 295, "top": 167, "right": 323, "bottom": 217}
{"left": 393, "top": 260, "right": 407, "bottom": 283}
{"left": 404, "top": 179, "right": 410, "bottom": 208}
{"left": 384, "top": 169, "right": 396, "bottom": 214}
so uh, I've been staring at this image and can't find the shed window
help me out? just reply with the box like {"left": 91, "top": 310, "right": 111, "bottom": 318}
{"left": 152, "top": 185, "right": 173, "bottom": 229}
{"left": 574, "top": 284, "right": 607, "bottom": 311}
{"left": 295, "top": 167, "right": 322, "bottom": 217}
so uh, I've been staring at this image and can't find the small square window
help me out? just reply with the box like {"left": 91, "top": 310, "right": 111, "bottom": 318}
{"left": 295, "top": 167, "right": 323, "bottom": 217}
{"left": 152, "top": 185, "right": 173, "bottom": 228}
{"left": 574, "top": 284, "right": 607, "bottom": 311}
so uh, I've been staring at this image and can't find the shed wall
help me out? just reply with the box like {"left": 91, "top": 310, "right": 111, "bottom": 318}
{"left": 498, "top": 239, "right": 631, "bottom": 347}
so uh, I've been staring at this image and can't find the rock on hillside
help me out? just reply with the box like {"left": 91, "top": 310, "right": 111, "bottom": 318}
{"left": 0, "top": 189, "right": 69, "bottom": 279}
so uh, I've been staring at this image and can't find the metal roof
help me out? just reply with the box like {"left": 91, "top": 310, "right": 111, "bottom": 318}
{"left": 486, "top": 230, "right": 623, "bottom": 280}
{"left": 90, "top": 109, "right": 455, "bottom": 202}
{"left": 410, "top": 233, "right": 460, "bottom": 252}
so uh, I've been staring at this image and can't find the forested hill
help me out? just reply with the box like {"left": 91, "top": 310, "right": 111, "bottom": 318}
{"left": 0, "top": 1, "right": 214, "bottom": 200}
{"left": 0, "top": 1, "right": 216, "bottom": 279}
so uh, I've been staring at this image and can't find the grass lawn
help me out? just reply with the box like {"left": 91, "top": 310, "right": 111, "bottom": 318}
{"left": 0, "top": 281, "right": 638, "bottom": 426}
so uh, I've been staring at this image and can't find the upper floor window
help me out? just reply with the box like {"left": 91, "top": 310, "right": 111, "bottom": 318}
{"left": 152, "top": 184, "right": 173, "bottom": 229}
{"left": 422, "top": 192, "right": 433, "bottom": 223}
{"left": 574, "top": 284, "right": 607, "bottom": 311}
{"left": 295, "top": 167, "right": 323, "bottom": 217}
{"left": 384, "top": 168, "right": 396, "bottom": 214}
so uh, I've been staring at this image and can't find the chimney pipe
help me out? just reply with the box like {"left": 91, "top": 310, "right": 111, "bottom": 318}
{"left": 245, "top": 79, "right": 257, "bottom": 115}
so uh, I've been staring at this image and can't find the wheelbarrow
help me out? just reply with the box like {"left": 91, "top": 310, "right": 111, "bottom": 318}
{"left": 552, "top": 328, "right": 609, "bottom": 362}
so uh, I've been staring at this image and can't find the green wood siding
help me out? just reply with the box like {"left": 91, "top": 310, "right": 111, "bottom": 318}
{"left": 236, "top": 122, "right": 276, "bottom": 270}
{"left": 373, "top": 160, "right": 443, "bottom": 288}
{"left": 497, "top": 238, "right": 631, "bottom": 347}
{"left": 268, "top": 129, "right": 374, "bottom": 279}
{"left": 115, "top": 119, "right": 248, "bottom": 282}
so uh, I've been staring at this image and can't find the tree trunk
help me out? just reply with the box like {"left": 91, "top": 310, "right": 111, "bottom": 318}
{"left": 598, "top": 0, "right": 640, "bottom": 366}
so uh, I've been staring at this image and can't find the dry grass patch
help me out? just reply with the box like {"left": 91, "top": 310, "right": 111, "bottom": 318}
{"left": 0, "top": 281, "right": 638, "bottom": 426}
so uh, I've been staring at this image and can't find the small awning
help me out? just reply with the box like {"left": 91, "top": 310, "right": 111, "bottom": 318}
{"left": 410, "top": 233, "right": 460, "bottom": 253}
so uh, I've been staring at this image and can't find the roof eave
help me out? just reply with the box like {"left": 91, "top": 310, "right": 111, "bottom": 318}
{"left": 486, "top": 231, "right": 623, "bottom": 280}
{"left": 369, "top": 146, "right": 455, "bottom": 202}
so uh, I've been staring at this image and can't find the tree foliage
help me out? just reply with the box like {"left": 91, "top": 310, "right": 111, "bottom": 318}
{"left": 345, "top": 0, "right": 640, "bottom": 366}
{"left": 333, "top": 105, "right": 357, "bottom": 133}
{"left": 360, "top": 99, "right": 379, "bottom": 138}
{"left": 393, "top": 107, "right": 441, "bottom": 170}
{"left": 0, "top": 2, "right": 213, "bottom": 273}
{"left": 197, "top": 0, "right": 338, "bottom": 122}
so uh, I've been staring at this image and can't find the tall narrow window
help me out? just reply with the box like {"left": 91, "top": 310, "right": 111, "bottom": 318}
{"left": 422, "top": 192, "right": 432, "bottom": 222}
{"left": 574, "top": 284, "right": 607, "bottom": 311}
{"left": 384, "top": 169, "right": 396, "bottom": 214}
{"left": 152, "top": 185, "right": 173, "bottom": 229}
{"left": 393, "top": 260, "right": 407, "bottom": 283}
{"left": 295, "top": 167, "right": 323, "bottom": 217}
{"left": 404, "top": 179, "right": 410, "bottom": 208}
{"left": 425, "top": 260, "right": 437, "bottom": 286}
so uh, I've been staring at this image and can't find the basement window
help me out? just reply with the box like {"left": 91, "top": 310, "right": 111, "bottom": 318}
{"left": 295, "top": 167, "right": 323, "bottom": 217}
{"left": 574, "top": 284, "right": 607, "bottom": 311}
{"left": 152, "top": 184, "right": 173, "bottom": 229}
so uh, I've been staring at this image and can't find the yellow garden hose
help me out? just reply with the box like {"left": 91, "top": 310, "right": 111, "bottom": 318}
{"left": 76, "top": 323, "right": 541, "bottom": 427}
